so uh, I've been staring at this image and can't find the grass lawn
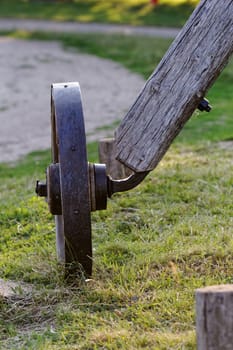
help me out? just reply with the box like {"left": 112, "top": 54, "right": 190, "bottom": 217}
{"left": 0, "top": 0, "right": 199, "bottom": 27}
{"left": 0, "top": 30, "right": 233, "bottom": 349}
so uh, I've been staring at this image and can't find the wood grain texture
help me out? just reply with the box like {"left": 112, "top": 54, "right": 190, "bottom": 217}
{"left": 115, "top": 0, "right": 233, "bottom": 172}
{"left": 196, "top": 285, "right": 233, "bottom": 350}
{"left": 99, "top": 138, "right": 132, "bottom": 179}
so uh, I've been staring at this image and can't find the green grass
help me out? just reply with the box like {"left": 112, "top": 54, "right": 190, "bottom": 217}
{"left": 0, "top": 31, "right": 233, "bottom": 349}
{"left": 0, "top": 0, "right": 198, "bottom": 27}
{"left": 1, "top": 143, "right": 233, "bottom": 349}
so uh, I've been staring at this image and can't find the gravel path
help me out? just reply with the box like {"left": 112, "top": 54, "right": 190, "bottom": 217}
{"left": 0, "top": 37, "right": 145, "bottom": 163}
{"left": 0, "top": 19, "right": 178, "bottom": 163}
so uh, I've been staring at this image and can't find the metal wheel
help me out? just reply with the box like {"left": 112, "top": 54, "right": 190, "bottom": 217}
{"left": 35, "top": 82, "right": 147, "bottom": 278}
{"left": 50, "top": 82, "right": 92, "bottom": 276}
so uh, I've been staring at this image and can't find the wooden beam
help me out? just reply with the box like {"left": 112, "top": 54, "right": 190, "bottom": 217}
{"left": 115, "top": 0, "right": 233, "bottom": 172}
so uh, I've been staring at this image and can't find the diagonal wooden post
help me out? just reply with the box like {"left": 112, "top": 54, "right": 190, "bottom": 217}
{"left": 115, "top": 0, "right": 233, "bottom": 172}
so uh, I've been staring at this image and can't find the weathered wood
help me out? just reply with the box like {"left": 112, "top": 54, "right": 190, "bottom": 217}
{"left": 99, "top": 138, "right": 132, "bottom": 179}
{"left": 115, "top": 0, "right": 233, "bottom": 172}
{"left": 196, "top": 284, "right": 233, "bottom": 350}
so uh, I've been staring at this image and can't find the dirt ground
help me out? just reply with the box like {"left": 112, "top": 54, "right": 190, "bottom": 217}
{"left": 0, "top": 37, "right": 145, "bottom": 163}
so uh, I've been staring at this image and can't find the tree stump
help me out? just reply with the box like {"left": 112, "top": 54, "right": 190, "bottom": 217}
{"left": 99, "top": 138, "right": 132, "bottom": 179}
{"left": 196, "top": 284, "right": 233, "bottom": 350}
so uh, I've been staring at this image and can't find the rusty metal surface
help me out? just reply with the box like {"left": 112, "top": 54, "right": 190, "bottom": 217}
{"left": 51, "top": 82, "right": 92, "bottom": 276}
{"left": 88, "top": 163, "right": 108, "bottom": 212}
{"left": 92, "top": 164, "right": 108, "bottom": 211}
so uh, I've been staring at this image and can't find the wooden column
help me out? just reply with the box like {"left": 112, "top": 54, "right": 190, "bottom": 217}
{"left": 196, "top": 284, "right": 233, "bottom": 350}
{"left": 99, "top": 138, "right": 132, "bottom": 179}
{"left": 115, "top": 0, "right": 233, "bottom": 172}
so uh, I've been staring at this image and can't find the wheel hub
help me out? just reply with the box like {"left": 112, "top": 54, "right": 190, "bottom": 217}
{"left": 36, "top": 82, "right": 147, "bottom": 277}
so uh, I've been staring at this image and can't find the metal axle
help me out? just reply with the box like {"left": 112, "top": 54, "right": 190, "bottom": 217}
{"left": 36, "top": 163, "right": 148, "bottom": 215}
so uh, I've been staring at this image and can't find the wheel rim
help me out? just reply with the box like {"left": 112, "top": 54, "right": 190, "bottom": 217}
{"left": 51, "top": 82, "right": 92, "bottom": 276}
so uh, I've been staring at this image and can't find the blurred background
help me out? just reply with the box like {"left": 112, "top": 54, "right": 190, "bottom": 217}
{"left": 1, "top": 0, "right": 198, "bottom": 27}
